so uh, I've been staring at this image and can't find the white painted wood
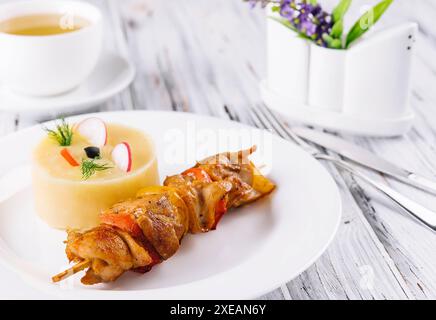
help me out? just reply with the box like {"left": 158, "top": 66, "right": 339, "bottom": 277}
{"left": 322, "top": 0, "right": 436, "bottom": 299}
{"left": 1, "top": 0, "right": 436, "bottom": 300}
{"left": 250, "top": 103, "right": 412, "bottom": 300}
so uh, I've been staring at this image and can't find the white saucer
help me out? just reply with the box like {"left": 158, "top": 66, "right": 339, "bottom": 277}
{"left": 0, "top": 52, "right": 135, "bottom": 116}
{"left": 260, "top": 81, "right": 415, "bottom": 137}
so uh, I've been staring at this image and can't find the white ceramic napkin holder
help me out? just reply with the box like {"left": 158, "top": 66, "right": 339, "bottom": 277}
{"left": 261, "top": 19, "right": 418, "bottom": 137}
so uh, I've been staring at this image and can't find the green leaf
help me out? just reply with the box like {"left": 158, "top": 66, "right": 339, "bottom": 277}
{"left": 331, "top": 39, "right": 343, "bottom": 49}
{"left": 271, "top": 5, "right": 280, "bottom": 13}
{"left": 345, "top": 0, "right": 394, "bottom": 48}
{"left": 268, "top": 16, "right": 312, "bottom": 41}
{"left": 322, "top": 34, "right": 343, "bottom": 49}
{"left": 81, "top": 159, "right": 112, "bottom": 180}
{"left": 44, "top": 118, "right": 73, "bottom": 146}
{"left": 332, "top": 0, "right": 352, "bottom": 23}
{"left": 330, "top": 19, "right": 344, "bottom": 39}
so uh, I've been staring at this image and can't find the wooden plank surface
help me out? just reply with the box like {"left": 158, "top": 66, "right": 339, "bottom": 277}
{"left": 0, "top": 0, "right": 436, "bottom": 300}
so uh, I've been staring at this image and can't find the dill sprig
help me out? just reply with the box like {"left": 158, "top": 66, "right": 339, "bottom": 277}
{"left": 81, "top": 159, "right": 112, "bottom": 180}
{"left": 44, "top": 118, "right": 73, "bottom": 146}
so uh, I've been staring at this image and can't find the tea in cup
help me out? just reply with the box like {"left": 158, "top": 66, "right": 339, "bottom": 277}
{"left": 0, "top": 0, "right": 103, "bottom": 96}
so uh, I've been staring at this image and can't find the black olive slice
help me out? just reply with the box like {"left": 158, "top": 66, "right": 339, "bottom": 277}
{"left": 84, "top": 146, "right": 101, "bottom": 159}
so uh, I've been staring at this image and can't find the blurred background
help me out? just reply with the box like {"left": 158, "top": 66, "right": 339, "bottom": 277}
{"left": 1, "top": 0, "right": 434, "bottom": 127}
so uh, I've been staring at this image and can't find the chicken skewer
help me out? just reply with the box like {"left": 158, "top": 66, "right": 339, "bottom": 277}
{"left": 52, "top": 260, "right": 91, "bottom": 283}
{"left": 53, "top": 147, "right": 275, "bottom": 285}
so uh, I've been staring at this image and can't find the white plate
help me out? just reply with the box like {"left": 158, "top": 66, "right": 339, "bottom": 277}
{"left": 0, "top": 52, "right": 135, "bottom": 116}
{"left": 0, "top": 111, "right": 341, "bottom": 299}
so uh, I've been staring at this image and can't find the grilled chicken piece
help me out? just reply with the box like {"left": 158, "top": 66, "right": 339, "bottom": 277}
{"left": 196, "top": 147, "right": 275, "bottom": 207}
{"left": 57, "top": 147, "right": 275, "bottom": 285}
{"left": 164, "top": 175, "right": 232, "bottom": 233}
{"left": 66, "top": 226, "right": 143, "bottom": 284}
{"left": 106, "top": 195, "right": 187, "bottom": 259}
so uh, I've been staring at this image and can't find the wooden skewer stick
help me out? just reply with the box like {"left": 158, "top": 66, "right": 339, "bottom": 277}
{"left": 52, "top": 259, "right": 91, "bottom": 283}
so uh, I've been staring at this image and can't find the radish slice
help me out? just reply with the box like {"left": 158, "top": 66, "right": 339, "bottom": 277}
{"left": 75, "top": 118, "right": 107, "bottom": 147}
{"left": 112, "top": 142, "right": 132, "bottom": 172}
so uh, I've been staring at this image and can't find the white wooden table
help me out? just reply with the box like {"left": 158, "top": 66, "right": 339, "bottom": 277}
{"left": 1, "top": 0, "right": 436, "bottom": 300}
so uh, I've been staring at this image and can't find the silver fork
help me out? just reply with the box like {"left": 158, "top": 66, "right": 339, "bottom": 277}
{"left": 249, "top": 103, "right": 436, "bottom": 232}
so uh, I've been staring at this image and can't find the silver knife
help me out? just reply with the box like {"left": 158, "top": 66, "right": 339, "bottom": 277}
{"left": 293, "top": 127, "right": 436, "bottom": 195}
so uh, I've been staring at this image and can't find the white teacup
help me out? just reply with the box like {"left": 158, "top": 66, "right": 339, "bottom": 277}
{"left": 0, "top": 0, "right": 102, "bottom": 96}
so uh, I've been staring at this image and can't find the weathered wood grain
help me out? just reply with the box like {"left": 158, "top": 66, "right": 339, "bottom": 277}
{"left": 250, "top": 103, "right": 412, "bottom": 300}
{"left": 334, "top": 0, "right": 436, "bottom": 299}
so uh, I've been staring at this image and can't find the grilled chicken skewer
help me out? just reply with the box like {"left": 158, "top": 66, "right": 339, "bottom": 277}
{"left": 53, "top": 147, "right": 275, "bottom": 285}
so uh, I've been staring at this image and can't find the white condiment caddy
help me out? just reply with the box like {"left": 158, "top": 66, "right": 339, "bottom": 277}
{"left": 262, "top": 17, "right": 418, "bottom": 137}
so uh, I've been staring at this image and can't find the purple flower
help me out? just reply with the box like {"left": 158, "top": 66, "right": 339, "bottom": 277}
{"left": 248, "top": 0, "right": 257, "bottom": 8}
{"left": 247, "top": 0, "right": 272, "bottom": 8}
{"left": 300, "top": 19, "right": 317, "bottom": 36}
{"left": 280, "top": 0, "right": 295, "bottom": 19}
{"left": 247, "top": 0, "right": 333, "bottom": 47}
{"left": 286, "top": 1, "right": 333, "bottom": 46}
